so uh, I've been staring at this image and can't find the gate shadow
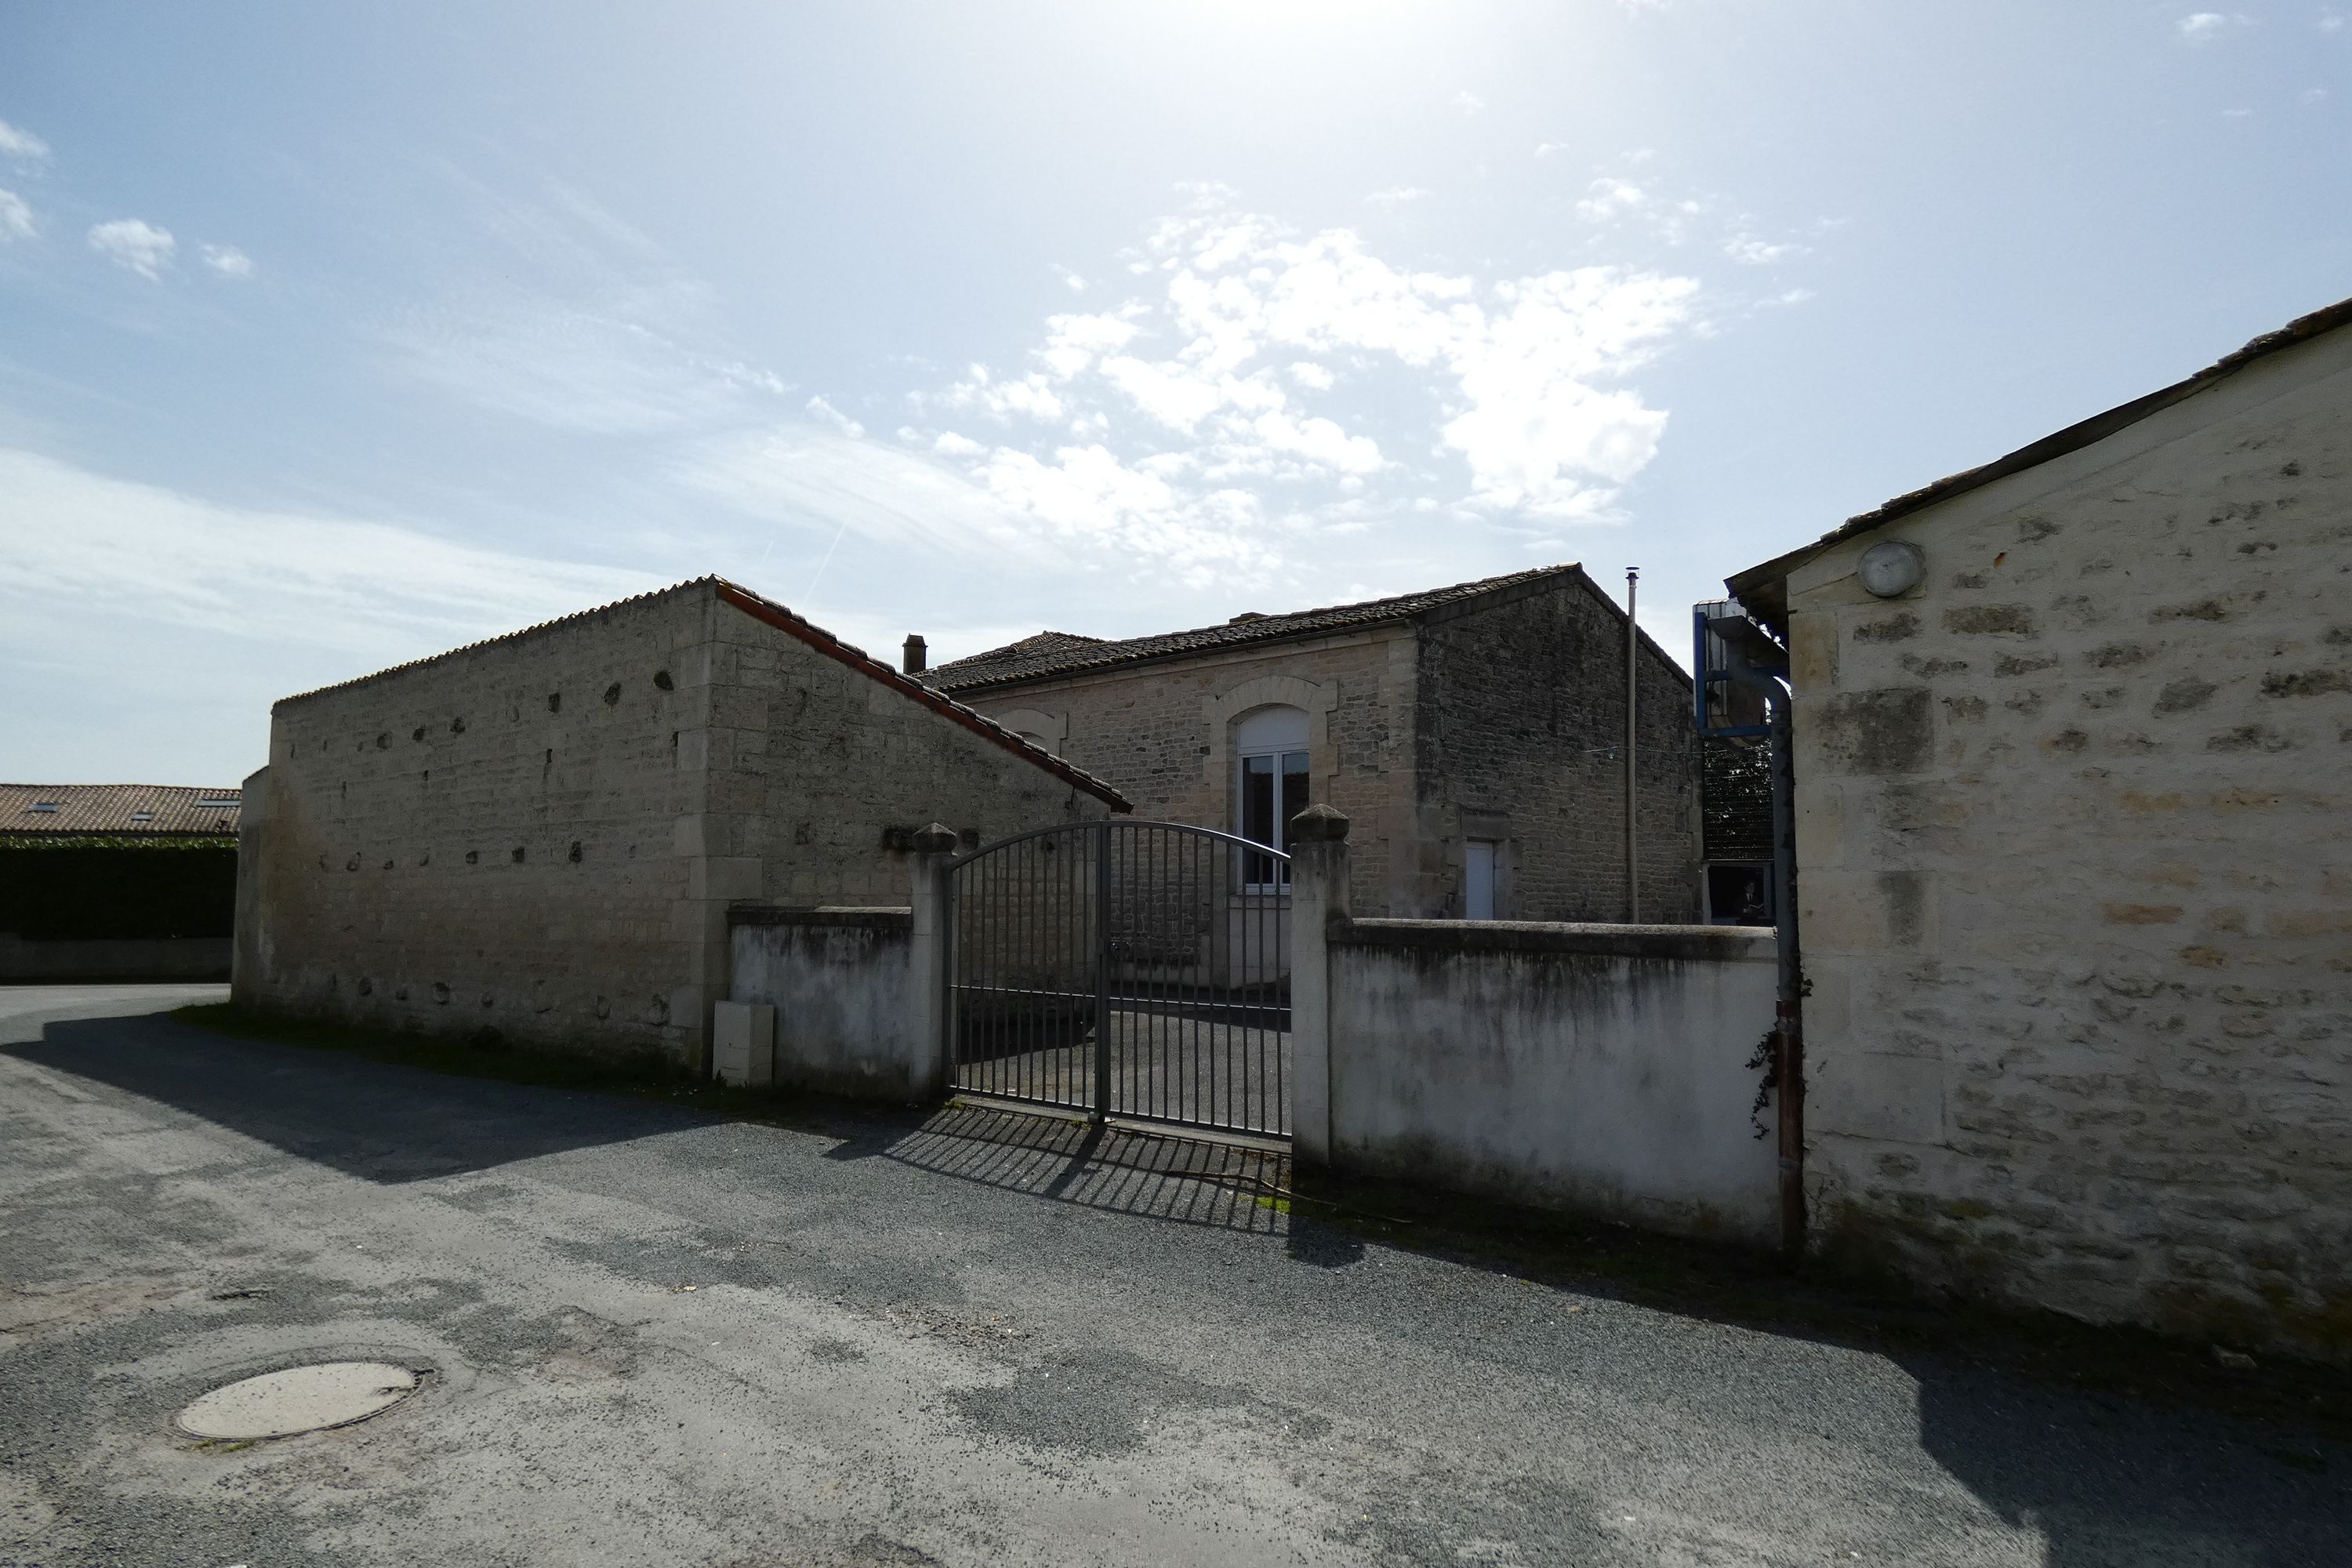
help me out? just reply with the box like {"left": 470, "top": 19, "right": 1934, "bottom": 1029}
{"left": 842, "top": 1102, "right": 1300, "bottom": 1240}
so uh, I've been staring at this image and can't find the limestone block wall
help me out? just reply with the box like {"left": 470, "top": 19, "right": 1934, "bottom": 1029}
{"left": 1411, "top": 575, "right": 1700, "bottom": 922}
{"left": 706, "top": 607, "right": 1111, "bottom": 909}
{"left": 235, "top": 586, "right": 714, "bottom": 1062}
{"left": 1785, "top": 326, "right": 2352, "bottom": 1360}
{"left": 956, "top": 630, "right": 1419, "bottom": 914}
{"left": 235, "top": 581, "right": 1118, "bottom": 1069}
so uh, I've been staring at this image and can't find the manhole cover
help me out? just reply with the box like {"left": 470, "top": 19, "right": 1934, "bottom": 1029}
{"left": 176, "top": 1361, "right": 419, "bottom": 1440}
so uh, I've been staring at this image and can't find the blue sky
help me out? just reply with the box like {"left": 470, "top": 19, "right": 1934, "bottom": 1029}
{"left": 2, "top": 2, "right": 2345, "bottom": 786}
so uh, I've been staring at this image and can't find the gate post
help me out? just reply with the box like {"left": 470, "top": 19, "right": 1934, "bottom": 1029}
{"left": 1288, "top": 804, "right": 1351, "bottom": 1164}
{"left": 908, "top": 822, "right": 960, "bottom": 1098}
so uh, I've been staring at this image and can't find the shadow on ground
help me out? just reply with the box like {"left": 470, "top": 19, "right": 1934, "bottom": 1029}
{"left": 15, "top": 1003, "right": 2348, "bottom": 1565}
{"left": 6, "top": 1011, "right": 710, "bottom": 1181}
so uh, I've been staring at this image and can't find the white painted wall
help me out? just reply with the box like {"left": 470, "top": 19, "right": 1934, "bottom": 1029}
{"left": 728, "top": 911, "right": 921, "bottom": 1098}
{"left": 1325, "top": 920, "right": 1781, "bottom": 1245}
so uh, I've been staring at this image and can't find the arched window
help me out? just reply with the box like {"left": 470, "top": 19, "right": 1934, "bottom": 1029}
{"left": 1234, "top": 705, "right": 1309, "bottom": 887}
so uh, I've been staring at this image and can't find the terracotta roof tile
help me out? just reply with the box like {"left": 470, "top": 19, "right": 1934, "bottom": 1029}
{"left": 927, "top": 565, "right": 1580, "bottom": 691}
{"left": 270, "top": 577, "right": 1131, "bottom": 812}
{"left": 2, "top": 783, "right": 242, "bottom": 837}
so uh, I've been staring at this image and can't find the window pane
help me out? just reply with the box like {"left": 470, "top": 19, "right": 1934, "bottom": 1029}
{"left": 1277, "top": 751, "right": 1310, "bottom": 855}
{"left": 1241, "top": 753, "right": 1276, "bottom": 848}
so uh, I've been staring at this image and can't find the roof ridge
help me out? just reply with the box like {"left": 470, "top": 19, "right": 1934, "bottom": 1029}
{"left": 929, "top": 564, "right": 1581, "bottom": 688}
{"left": 1726, "top": 292, "right": 2352, "bottom": 614}
{"left": 274, "top": 577, "right": 720, "bottom": 707}
{"left": 706, "top": 580, "right": 1131, "bottom": 811}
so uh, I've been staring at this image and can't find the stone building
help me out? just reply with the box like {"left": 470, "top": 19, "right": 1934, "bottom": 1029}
{"left": 234, "top": 578, "right": 1127, "bottom": 1067}
{"left": 923, "top": 564, "right": 1700, "bottom": 923}
{"left": 1726, "top": 297, "right": 2352, "bottom": 1361}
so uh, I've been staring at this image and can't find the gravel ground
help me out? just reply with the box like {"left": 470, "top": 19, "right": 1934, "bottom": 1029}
{"left": 2, "top": 985, "right": 2344, "bottom": 1566}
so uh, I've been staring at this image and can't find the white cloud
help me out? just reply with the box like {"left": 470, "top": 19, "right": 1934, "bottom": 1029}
{"left": 0, "top": 189, "right": 33, "bottom": 241}
{"left": 1534, "top": 142, "right": 1570, "bottom": 159}
{"left": 1051, "top": 263, "right": 1088, "bottom": 292}
{"left": 2325, "top": 9, "right": 2347, "bottom": 32}
{"left": 1577, "top": 178, "right": 1650, "bottom": 223}
{"left": 1724, "top": 234, "right": 1799, "bottom": 265}
{"left": 386, "top": 286, "right": 755, "bottom": 434}
{"left": 894, "top": 194, "right": 1697, "bottom": 567}
{"left": 383, "top": 183, "right": 789, "bottom": 434}
{"left": 0, "top": 448, "right": 656, "bottom": 660}
{"left": 201, "top": 243, "right": 253, "bottom": 278}
{"left": 677, "top": 423, "right": 1057, "bottom": 568}
{"left": 1454, "top": 91, "right": 1486, "bottom": 114}
{"left": 1367, "top": 187, "right": 1429, "bottom": 207}
{"left": 0, "top": 118, "right": 49, "bottom": 165}
{"left": 2177, "top": 12, "right": 2249, "bottom": 41}
{"left": 805, "top": 394, "right": 865, "bottom": 438}
{"left": 88, "top": 218, "right": 175, "bottom": 279}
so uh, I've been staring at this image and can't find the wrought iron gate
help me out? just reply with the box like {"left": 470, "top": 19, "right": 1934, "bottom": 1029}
{"left": 946, "top": 819, "right": 1291, "bottom": 1139}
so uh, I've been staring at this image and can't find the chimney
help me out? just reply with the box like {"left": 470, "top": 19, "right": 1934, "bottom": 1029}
{"left": 902, "top": 633, "right": 927, "bottom": 675}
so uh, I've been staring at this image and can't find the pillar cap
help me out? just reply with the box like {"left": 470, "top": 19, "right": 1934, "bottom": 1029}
{"left": 911, "top": 822, "right": 960, "bottom": 855}
{"left": 1290, "top": 803, "right": 1351, "bottom": 842}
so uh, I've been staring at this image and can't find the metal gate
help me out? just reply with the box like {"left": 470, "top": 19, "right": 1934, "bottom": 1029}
{"left": 947, "top": 819, "right": 1291, "bottom": 1139}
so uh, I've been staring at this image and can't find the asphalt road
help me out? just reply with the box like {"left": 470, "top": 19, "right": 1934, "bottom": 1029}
{"left": 2, "top": 986, "right": 2344, "bottom": 1566}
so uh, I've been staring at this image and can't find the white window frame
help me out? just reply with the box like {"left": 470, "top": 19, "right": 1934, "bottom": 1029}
{"left": 1233, "top": 706, "right": 1310, "bottom": 893}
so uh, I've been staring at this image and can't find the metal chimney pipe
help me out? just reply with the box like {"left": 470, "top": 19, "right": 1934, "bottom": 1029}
{"left": 902, "top": 634, "right": 927, "bottom": 675}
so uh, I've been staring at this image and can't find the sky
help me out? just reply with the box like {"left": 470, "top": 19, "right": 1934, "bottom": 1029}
{"left": 1, "top": 2, "right": 2346, "bottom": 786}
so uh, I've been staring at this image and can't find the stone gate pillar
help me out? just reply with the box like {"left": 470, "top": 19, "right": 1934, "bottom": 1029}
{"left": 1288, "top": 803, "right": 1351, "bottom": 1164}
{"left": 907, "top": 822, "right": 960, "bottom": 1098}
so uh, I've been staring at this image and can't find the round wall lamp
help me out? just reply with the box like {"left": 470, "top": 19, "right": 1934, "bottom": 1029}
{"left": 1858, "top": 540, "right": 1926, "bottom": 598}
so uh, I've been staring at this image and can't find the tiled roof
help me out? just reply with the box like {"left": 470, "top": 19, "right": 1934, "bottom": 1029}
{"left": 271, "top": 577, "right": 1132, "bottom": 812}
{"left": 2, "top": 783, "right": 242, "bottom": 837}
{"left": 1726, "top": 293, "right": 2352, "bottom": 627}
{"left": 927, "top": 565, "right": 1579, "bottom": 692}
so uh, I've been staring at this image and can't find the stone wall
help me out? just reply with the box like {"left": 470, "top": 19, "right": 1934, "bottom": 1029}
{"left": 1783, "top": 325, "right": 2352, "bottom": 1360}
{"left": 1411, "top": 573, "right": 1700, "bottom": 922}
{"left": 956, "top": 628, "right": 1419, "bottom": 914}
{"left": 235, "top": 582, "right": 1112, "bottom": 1069}
{"left": 954, "top": 573, "right": 1700, "bottom": 920}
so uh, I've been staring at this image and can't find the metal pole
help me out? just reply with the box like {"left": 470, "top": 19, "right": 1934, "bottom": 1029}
{"left": 1093, "top": 818, "right": 1112, "bottom": 1125}
{"left": 1624, "top": 565, "right": 1640, "bottom": 924}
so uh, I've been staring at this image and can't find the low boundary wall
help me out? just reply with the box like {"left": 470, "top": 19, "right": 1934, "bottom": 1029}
{"left": 1324, "top": 918, "right": 1779, "bottom": 1244}
{"left": 1290, "top": 804, "right": 1780, "bottom": 1247}
{"left": 728, "top": 907, "right": 922, "bottom": 1098}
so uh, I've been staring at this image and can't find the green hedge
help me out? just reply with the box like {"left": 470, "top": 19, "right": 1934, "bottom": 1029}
{"left": 0, "top": 838, "right": 239, "bottom": 941}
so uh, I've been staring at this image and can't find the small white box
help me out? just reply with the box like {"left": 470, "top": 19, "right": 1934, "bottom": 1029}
{"left": 712, "top": 1001, "right": 776, "bottom": 1087}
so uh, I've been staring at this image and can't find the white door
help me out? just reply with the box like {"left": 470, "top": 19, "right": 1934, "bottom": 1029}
{"left": 1465, "top": 840, "right": 1497, "bottom": 920}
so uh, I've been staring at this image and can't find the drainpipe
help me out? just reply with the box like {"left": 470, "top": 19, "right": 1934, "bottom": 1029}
{"left": 1769, "top": 686, "right": 1805, "bottom": 1261}
{"left": 1716, "top": 615, "right": 1804, "bottom": 1261}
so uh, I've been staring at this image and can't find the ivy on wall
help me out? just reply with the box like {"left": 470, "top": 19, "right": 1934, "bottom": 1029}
{"left": 0, "top": 838, "right": 238, "bottom": 941}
